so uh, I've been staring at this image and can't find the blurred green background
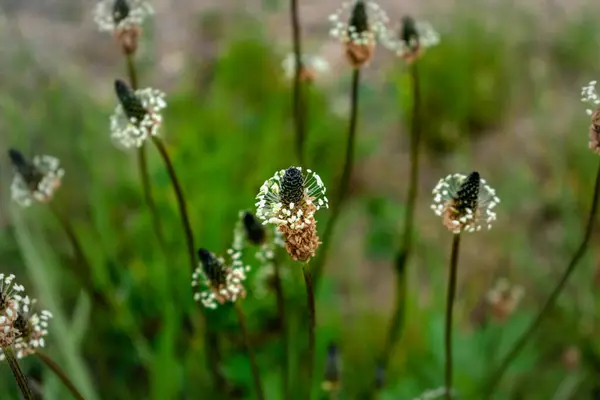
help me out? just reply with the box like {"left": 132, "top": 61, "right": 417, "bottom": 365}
{"left": 2, "top": 0, "right": 600, "bottom": 399}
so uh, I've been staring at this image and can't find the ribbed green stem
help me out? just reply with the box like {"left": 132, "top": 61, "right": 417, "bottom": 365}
{"left": 235, "top": 302, "right": 265, "bottom": 400}
{"left": 3, "top": 346, "right": 33, "bottom": 400}
{"left": 273, "top": 258, "right": 290, "bottom": 398}
{"left": 303, "top": 266, "right": 316, "bottom": 400}
{"left": 444, "top": 234, "right": 461, "bottom": 399}
{"left": 290, "top": 0, "right": 306, "bottom": 166}
{"left": 37, "top": 350, "right": 85, "bottom": 400}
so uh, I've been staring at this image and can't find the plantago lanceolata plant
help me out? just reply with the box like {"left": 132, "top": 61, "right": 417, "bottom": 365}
{"left": 383, "top": 15, "right": 439, "bottom": 64}
{"left": 94, "top": 0, "right": 153, "bottom": 54}
{"left": 9, "top": 149, "right": 64, "bottom": 208}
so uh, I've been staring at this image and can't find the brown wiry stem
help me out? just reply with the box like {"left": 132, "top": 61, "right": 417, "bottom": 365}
{"left": 235, "top": 302, "right": 265, "bottom": 400}
{"left": 375, "top": 61, "right": 421, "bottom": 388}
{"left": 273, "top": 258, "right": 290, "bottom": 398}
{"left": 312, "top": 68, "right": 361, "bottom": 288}
{"left": 3, "top": 346, "right": 33, "bottom": 400}
{"left": 445, "top": 234, "right": 461, "bottom": 400}
{"left": 303, "top": 265, "right": 316, "bottom": 400}
{"left": 290, "top": 0, "right": 306, "bottom": 166}
{"left": 124, "top": 52, "right": 167, "bottom": 252}
{"left": 36, "top": 351, "right": 85, "bottom": 400}
{"left": 481, "top": 161, "right": 600, "bottom": 396}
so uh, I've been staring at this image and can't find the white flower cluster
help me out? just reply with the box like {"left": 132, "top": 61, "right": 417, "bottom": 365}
{"left": 581, "top": 80, "right": 600, "bottom": 116}
{"left": 11, "top": 155, "right": 64, "bottom": 208}
{"left": 431, "top": 173, "right": 500, "bottom": 233}
{"left": 329, "top": 0, "right": 390, "bottom": 46}
{"left": 0, "top": 274, "right": 52, "bottom": 358}
{"left": 281, "top": 53, "right": 330, "bottom": 80}
{"left": 110, "top": 87, "right": 166, "bottom": 149}
{"left": 94, "top": 0, "right": 154, "bottom": 33}
{"left": 255, "top": 167, "right": 329, "bottom": 229}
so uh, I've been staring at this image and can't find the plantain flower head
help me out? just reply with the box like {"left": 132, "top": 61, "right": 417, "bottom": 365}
{"left": 383, "top": 16, "right": 439, "bottom": 63}
{"left": 431, "top": 172, "right": 500, "bottom": 234}
{"left": 110, "top": 79, "right": 166, "bottom": 149}
{"left": 9, "top": 149, "right": 64, "bottom": 208}
{"left": 329, "top": 0, "right": 390, "bottom": 67}
{"left": 255, "top": 167, "right": 328, "bottom": 262}
{"left": 282, "top": 53, "right": 330, "bottom": 83}
{"left": 581, "top": 81, "right": 600, "bottom": 154}
{"left": 321, "top": 342, "right": 342, "bottom": 392}
{"left": 485, "top": 278, "right": 524, "bottom": 322}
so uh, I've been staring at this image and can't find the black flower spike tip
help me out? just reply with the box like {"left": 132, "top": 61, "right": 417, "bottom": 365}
{"left": 349, "top": 0, "right": 369, "bottom": 34}
{"left": 242, "top": 212, "right": 266, "bottom": 245}
{"left": 454, "top": 171, "right": 480, "bottom": 213}
{"left": 114, "top": 79, "right": 147, "bottom": 122}
{"left": 324, "top": 342, "right": 340, "bottom": 384}
{"left": 280, "top": 167, "right": 304, "bottom": 206}
{"left": 400, "top": 15, "right": 419, "bottom": 47}
{"left": 198, "top": 248, "right": 227, "bottom": 286}
{"left": 12, "top": 313, "right": 28, "bottom": 338}
{"left": 112, "top": 0, "right": 130, "bottom": 24}
{"left": 8, "top": 148, "right": 43, "bottom": 190}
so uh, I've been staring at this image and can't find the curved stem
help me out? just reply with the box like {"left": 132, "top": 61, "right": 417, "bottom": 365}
{"left": 124, "top": 52, "right": 138, "bottom": 90}
{"left": 273, "top": 258, "right": 290, "bottom": 398}
{"left": 303, "top": 265, "right": 316, "bottom": 400}
{"left": 36, "top": 351, "right": 85, "bottom": 400}
{"left": 3, "top": 346, "right": 33, "bottom": 400}
{"left": 290, "top": 0, "right": 306, "bottom": 166}
{"left": 375, "top": 61, "right": 421, "bottom": 385}
{"left": 481, "top": 161, "right": 600, "bottom": 396}
{"left": 235, "top": 302, "right": 265, "bottom": 400}
{"left": 48, "top": 202, "right": 109, "bottom": 309}
{"left": 445, "top": 234, "right": 461, "bottom": 399}
{"left": 150, "top": 136, "right": 196, "bottom": 272}
{"left": 312, "top": 68, "right": 361, "bottom": 288}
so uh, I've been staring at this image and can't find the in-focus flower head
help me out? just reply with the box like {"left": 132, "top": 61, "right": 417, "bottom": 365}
{"left": 9, "top": 149, "right": 64, "bottom": 208}
{"left": 383, "top": 15, "right": 439, "bottom": 63}
{"left": 431, "top": 171, "right": 500, "bottom": 234}
{"left": 255, "top": 167, "right": 328, "bottom": 262}
{"left": 191, "top": 248, "right": 249, "bottom": 309}
{"left": 581, "top": 81, "right": 600, "bottom": 154}
{"left": 329, "top": 0, "right": 390, "bottom": 67}
{"left": 281, "top": 53, "right": 330, "bottom": 83}
{"left": 2, "top": 297, "right": 53, "bottom": 360}
{"left": 485, "top": 278, "right": 524, "bottom": 322}
{"left": 321, "top": 342, "right": 342, "bottom": 392}
{"left": 94, "top": 0, "right": 153, "bottom": 33}
{"left": 110, "top": 79, "right": 166, "bottom": 149}
{"left": 0, "top": 274, "right": 25, "bottom": 348}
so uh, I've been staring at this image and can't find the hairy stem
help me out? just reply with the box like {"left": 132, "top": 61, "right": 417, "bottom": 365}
{"left": 445, "top": 234, "right": 461, "bottom": 399}
{"left": 36, "top": 351, "right": 85, "bottom": 400}
{"left": 303, "top": 265, "right": 316, "bottom": 400}
{"left": 375, "top": 61, "right": 421, "bottom": 385}
{"left": 235, "top": 302, "right": 265, "bottom": 400}
{"left": 290, "top": 0, "right": 306, "bottom": 166}
{"left": 273, "top": 258, "right": 290, "bottom": 398}
{"left": 312, "top": 68, "right": 361, "bottom": 288}
{"left": 481, "top": 161, "right": 600, "bottom": 396}
{"left": 3, "top": 346, "right": 33, "bottom": 400}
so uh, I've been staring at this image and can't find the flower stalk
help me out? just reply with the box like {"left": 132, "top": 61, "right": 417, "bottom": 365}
{"left": 481, "top": 161, "right": 600, "bottom": 396}
{"left": 273, "top": 257, "right": 290, "bottom": 398}
{"left": 444, "top": 234, "right": 461, "bottom": 400}
{"left": 2, "top": 346, "right": 33, "bottom": 400}
{"left": 290, "top": 0, "right": 306, "bottom": 166}
{"left": 303, "top": 266, "right": 316, "bottom": 400}
{"left": 312, "top": 68, "right": 361, "bottom": 287}
{"left": 234, "top": 302, "right": 265, "bottom": 400}
{"left": 36, "top": 350, "right": 85, "bottom": 400}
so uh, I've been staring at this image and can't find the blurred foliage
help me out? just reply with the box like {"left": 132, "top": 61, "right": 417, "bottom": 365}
{"left": 1, "top": 3, "right": 600, "bottom": 400}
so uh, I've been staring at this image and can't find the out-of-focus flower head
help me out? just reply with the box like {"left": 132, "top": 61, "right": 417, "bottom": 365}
{"left": 110, "top": 79, "right": 166, "bottom": 149}
{"left": 255, "top": 167, "right": 328, "bottom": 262}
{"left": 431, "top": 171, "right": 500, "bottom": 234}
{"left": 0, "top": 274, "right": 25, "bottom": 349}
{"left": 383, "top": 15, "right": 439, "bottom": 63}
{"left": 321, "top": 342, "right": 342, "bottom": 392}
{"left": 329, "top": 0, "right": 390, "bottom": 68}
{"left": 581, "top": 81, "right": 600, "bottom": 154}
{"left": 1, "top": 297, "right": 53, "bottom": 360}
{"left": 281, "top": 53, "right": 330, "bottom": 83}
{"left": 485, "top": 278, "right": 524, "bottom": 322}
{"left": 9, "top": 149, "right": 64, "bottom": 208}
{"left": 94, "top": 0, "right": 154, "bottom": 53}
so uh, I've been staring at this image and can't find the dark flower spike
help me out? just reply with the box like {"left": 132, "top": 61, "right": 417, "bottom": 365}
{"left": 8, "top": 149, "right": 43, "bottom": 190}
{"left": 375, "top": 362, "right": 385, "bottom": 389}
{"left": 242, "top": 212, "right": 266, "bottom": 246}
{"left": 322, "top": 342, "right": 341, "bottom": 391}
{"left": 197, "top": 248, "right": 227, "bottom": 287}
{"left": 349, "top": 1, "right": 369, "bottom": 34}
{"left": 280, "top": 167, "right": 305, "bottom": 206}
{"left": 431, "top": 171, "right": 500, "bottom": 234}
{"left": 112, "top": 0, "right": 130, "bottom": 24}
{"left": 114, "top": 79, "right": 147, "bottom": 122}
{"left": 454, "top": 171, "right": 480, "bottom": 213}
{"left": 400, "top": 15, "right": 419, "bottom": 49}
